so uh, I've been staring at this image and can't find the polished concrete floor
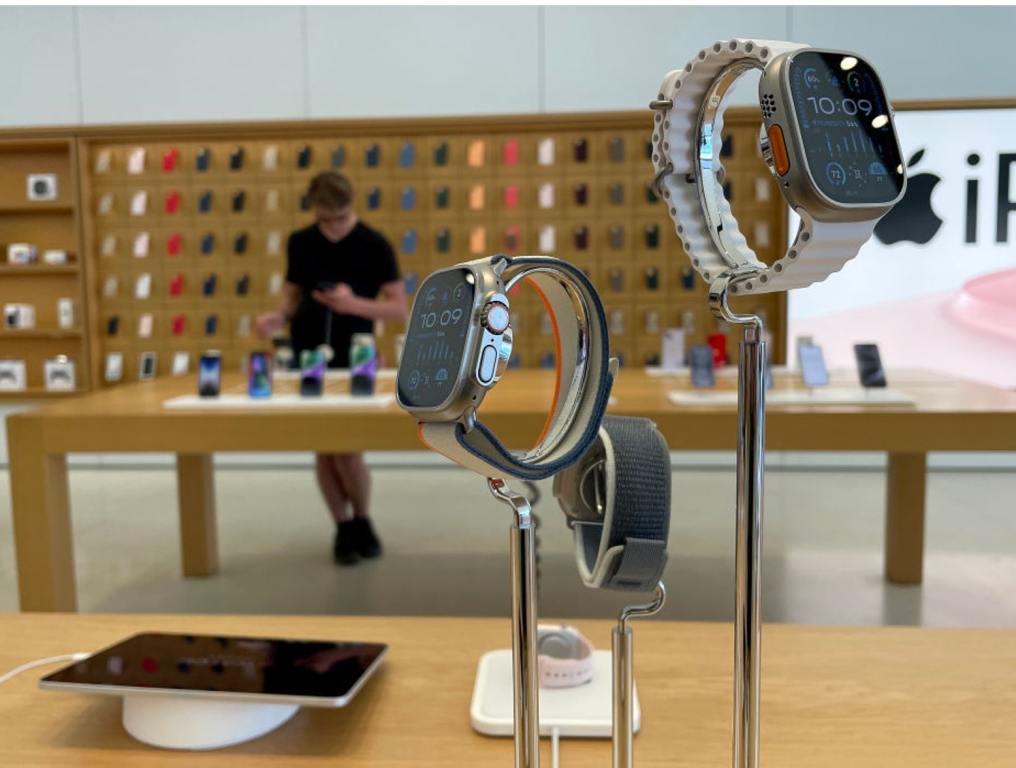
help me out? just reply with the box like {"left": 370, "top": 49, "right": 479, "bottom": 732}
{"left": 1, "top": 464, "right": 1014, "bottom": 627}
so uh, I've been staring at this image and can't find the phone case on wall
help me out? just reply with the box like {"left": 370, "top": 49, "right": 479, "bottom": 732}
{"left": 135, "top": 273, "right": 152, "bottom": 300}
{"left": 331, "top": 144, "right": 346, "bottom": 168}
{"left": 263, "top": 145, "right": 279, "bottom": 171}
{"left": 169, "top": 273, "right": 184, "bottom": 297}
{"left": 164, "top": 190, "right": 181, "bottom": 214}
{"left": 573, "top": 183, "right": 588, "bottom": 207}
{"left": 399, "top": 142, "right": 415, "bottom": 168}
{"left": 167, "top": 233, "right": 182, "bottom": 256}
{"left": 400, "top": 186, "right": 416, "bottom": 211}
{"left": 435, "top": 228, "right": 451, "bottom": 254}
{"left": 608, "top": 137, "right": 625, "bottom": 163}
{"left": 364, "top": 143, "right": 380, "bottom": 168}
{"left": 469, "top": 227, "right": 486, "bottom": 255}
{"left": 537, "top": 137, "right": 555, "bottom": 166}
{"left": 297, "top": 145, "right": 313, "bottom": 169}
{"left": 205, "top": 314, "right": 218, "bottom": 337}
{"left": 133, "top": 232, "right": 150, "bottom": 258}
{"left": 229, "top": 146, "right": 245, "bottom": 171}
{"left": 195, "top": 147, "right": 210, "bottom": 172}
{"left": 468, "top": 185, "right": 485, "bottom": 211}
{"left": 534, "top": 182, "right": 553, "bottom": 209}
{"left": 538, "top": 225, "right": 555, "bottom": 253}
{"left": 200, "top": 233, "right": 215, "bottom": 255}
{"left": 236, "top": 273, "right": 250, "bottom": 296}
{"left": 401, "top": 229, "right": 417, "bottom": 254}
{"left": 106, "top": 315, "right": 119, "bottom": 337}
{"left": 232, "top": 190, "right": 246, "bottom": 213}
{"left": 198, "top": 191, "right": 213, "bottom": 213}
{"left": 434, "top": 186, "right": 450, "bottom": 209}
{"left": 433, "top": 142, "right": 449, "bottom": 167}
{"left": 171, "top": 314, "right": 186, "bottom": 336}
{"left": 609, "top": 225, "right": 624, "bottom": 251}
{"left": 466, "top": 140, "right": 485, "bottom": 168}
{"left": 234, "top": 233, "right": 248, "bottom": 254}
{"left": 502, "top": 139, "right": 519, "bottom": 166}
{"left": 503, "top": 185, "right": 519, "bottom": 209}
{"left": 573, "top": 226, "right": 589, "bottom": 251}
{"left": 573, "top": 138, "right": 589, "bottom": 162}
{"left": 202, "top": 274, "right": 217, "bottom": 297}
{"left": 366, "top": 187, "right": 381, "bottom": 210}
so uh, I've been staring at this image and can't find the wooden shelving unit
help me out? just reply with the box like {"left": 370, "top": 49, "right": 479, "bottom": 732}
{"left": 0, "top": 137, "right": 90, "bottom": 397}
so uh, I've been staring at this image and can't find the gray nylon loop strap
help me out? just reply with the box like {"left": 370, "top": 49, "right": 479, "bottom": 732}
{"left": 554, "top": 415, "right": 671, "bottom": 592}
{"left": 610, "top": 538, "right": 668, "bottom": 591}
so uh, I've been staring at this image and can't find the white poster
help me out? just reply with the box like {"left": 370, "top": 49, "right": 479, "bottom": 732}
{"left": 788, "top": 108, "right": 1016, "bottom": 388}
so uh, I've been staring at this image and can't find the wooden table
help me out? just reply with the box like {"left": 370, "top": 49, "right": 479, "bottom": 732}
{"left": 0, "top": 613, "right": 1014, "bottom": 766}
{"left": 8, "top": 368, "right": 1016, "bottom": 611}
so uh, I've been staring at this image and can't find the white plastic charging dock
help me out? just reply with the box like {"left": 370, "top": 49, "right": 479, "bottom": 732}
{"left": 470, "top": 649, "right": 639, "bottom": 738}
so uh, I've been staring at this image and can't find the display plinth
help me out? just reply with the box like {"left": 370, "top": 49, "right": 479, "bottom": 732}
{"left": 121, "top": 693, "right": 299, "bottom": 750}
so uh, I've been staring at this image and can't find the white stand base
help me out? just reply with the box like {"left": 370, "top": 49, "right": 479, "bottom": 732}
{"left": 122, "top": 693, "right": 300, "bottom": 750}
{"left": 470, "top": 649, "right": 639, "bottom": 738}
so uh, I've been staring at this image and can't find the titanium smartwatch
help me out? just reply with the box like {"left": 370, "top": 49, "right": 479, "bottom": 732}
{"left": 553, "top": 416, "right": 671, "bottom": 591}
{"left": 651, "top": 40, "right": 906, "bottom": 294}
{"left": 396, "top": 254, "right": 614, "bottom": 481}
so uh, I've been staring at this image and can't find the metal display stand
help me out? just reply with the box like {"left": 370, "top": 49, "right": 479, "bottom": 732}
{"left": 613, "top": 583, "right": 666, "bottom": 768}
{"left": 489, "top": 478, "right": 541, "bottom": 768}
{"left": 709, "top": 274, "right": 767, "bottom": 768}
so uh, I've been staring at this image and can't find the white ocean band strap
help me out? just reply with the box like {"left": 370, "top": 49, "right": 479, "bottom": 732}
{"left": 564, "top": 416, "right": 671, "bottom": 592}
{"left": 420, "top": 255, "right": 614, "bottom": 481}
{"left": 537, "top": 625, "right": 595, "bottom": 689}
{"left": 652, "top": 38, "right": 877, "bottom": 295}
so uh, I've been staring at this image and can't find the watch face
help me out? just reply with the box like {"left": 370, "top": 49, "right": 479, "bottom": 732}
{"left": 786, "top": 50, "right": 904, "bottom": 206}
{"left": 397, "top": 267, "right": 475, "bottom": 410}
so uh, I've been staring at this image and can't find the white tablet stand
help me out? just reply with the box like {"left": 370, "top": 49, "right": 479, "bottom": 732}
{"left": 121, "top": 693, "right": 299, "bottom": 750}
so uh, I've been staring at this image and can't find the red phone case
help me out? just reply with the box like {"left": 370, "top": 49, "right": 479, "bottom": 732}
{"left": 164, "top": 191, "right": 181, "bottom": 214}
{"left": 167, "top": 233, "right": 182, "bottom": 256}
{"left": 707, "top": 332, "right": 728, "bottom": 367}
{"left": 169, "top": 273, "right": 184, "bottom": 297}
{"left": 162, "top": 148, "right": 179, "bottom": 172}
{"left": 502, "top": 139, "right": 519, "bottom": 166}
{"left": 503, "top": 185, "right": 519, "bottom": 209}
{"left": 171, "top": 314, "right": 186, "bottom": 336}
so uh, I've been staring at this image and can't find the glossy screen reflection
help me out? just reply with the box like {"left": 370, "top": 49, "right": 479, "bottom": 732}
{"left": 42, "top": 633, "right": 387, "bottom": 699}
{"left": 787, "top": 51, "right": 905, "bottom": 205}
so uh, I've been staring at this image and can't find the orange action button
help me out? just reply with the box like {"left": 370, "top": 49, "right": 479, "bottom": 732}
{"left": 768, "top": 124, "right": 790, "bottom": 177}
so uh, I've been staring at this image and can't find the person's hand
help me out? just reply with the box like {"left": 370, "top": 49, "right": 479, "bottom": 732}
{"left": 255, "top": 310, "right": 286, "bottom": 340}
{"left": 312, "top": 283, "right": 359, "bottom": 315}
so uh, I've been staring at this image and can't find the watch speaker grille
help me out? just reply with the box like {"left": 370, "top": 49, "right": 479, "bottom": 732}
{"left": 761, "top": 93, "right": 777, "bottom": 120}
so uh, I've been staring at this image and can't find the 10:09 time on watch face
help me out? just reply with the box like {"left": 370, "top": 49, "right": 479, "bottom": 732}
{"left": 787, "top": 51, "right": 905, "bottom": 205}
{"left": 397, "top": 268, "right": 475, "bottom": 409}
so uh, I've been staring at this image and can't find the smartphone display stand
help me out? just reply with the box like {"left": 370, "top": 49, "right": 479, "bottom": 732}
{"left": 120, "top": 693, "right": 298, "bottom": 750}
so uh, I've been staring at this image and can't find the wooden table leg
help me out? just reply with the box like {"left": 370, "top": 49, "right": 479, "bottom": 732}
{"left": 8, "top": 416, "right": 77, "bottom": 612}
{"left": 884, "top": 452, "right": 927, "bottom": 585}
{"left": 176, "top": 453, "right": 218, "bottom": 577}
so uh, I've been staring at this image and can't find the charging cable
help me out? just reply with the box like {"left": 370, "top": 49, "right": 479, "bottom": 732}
{"left": 0, "top": 653, "right": 89, "bottom": 686}
{"left": 551, "top": 726, "right": 561, "bottom": 768}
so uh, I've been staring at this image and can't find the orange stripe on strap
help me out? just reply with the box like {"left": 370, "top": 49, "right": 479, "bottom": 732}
{"left": 526, "top": 276, "right": 562, "bottom": 449}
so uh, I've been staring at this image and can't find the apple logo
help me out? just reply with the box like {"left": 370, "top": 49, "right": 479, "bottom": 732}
{"left": 874, "top": 148, "right": 943, "bottom": 246}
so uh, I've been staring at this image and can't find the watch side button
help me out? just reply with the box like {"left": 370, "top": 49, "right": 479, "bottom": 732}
{"left": 477, "top": 345, "right": 498, "bottom": 384}
{"left": 767, "top": 124, "right": 790, "bottom": 176}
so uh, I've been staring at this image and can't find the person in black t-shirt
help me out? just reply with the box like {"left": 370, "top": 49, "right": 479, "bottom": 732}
{"left": 256, "top": 172, "right": 408, "bottom": 566}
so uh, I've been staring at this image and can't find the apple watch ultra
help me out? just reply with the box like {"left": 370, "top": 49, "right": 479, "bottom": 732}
{"left": 553, "top": 416, "right": 671, "bottom": 592}
{"left": 537, "top": 625, "right": 595, "bottom": 689}
{"left": 651, "top": 39, "right": 906, "bottom": 294}
{"left": 396, "top": 254, "right": 614, "bottom": 481}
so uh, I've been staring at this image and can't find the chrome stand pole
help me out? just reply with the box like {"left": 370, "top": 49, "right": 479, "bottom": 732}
{"left": 490, "top": 478, "right": 541, "bottom": 768}
{"left": 613, "top": 583, "right": 666, "bottom": 768}
{"left": 710, "top": 276, "right": 766, "bottom": 768}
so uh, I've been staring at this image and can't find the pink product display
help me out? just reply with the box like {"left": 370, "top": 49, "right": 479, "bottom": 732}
{"left": 947, "top": 268, "right": 1016, "bottom": 343}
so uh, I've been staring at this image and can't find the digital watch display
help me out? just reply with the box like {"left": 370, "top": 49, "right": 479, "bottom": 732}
{"left": 787, "top": 51, "right": 904, "bottom": 205}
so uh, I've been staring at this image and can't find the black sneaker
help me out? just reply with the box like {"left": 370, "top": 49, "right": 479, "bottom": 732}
{"left": 351, "top": 517, "right": 382, "bottom": 559}
{"left": 333, "top": 521, "right": 360, "bottom": 566}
